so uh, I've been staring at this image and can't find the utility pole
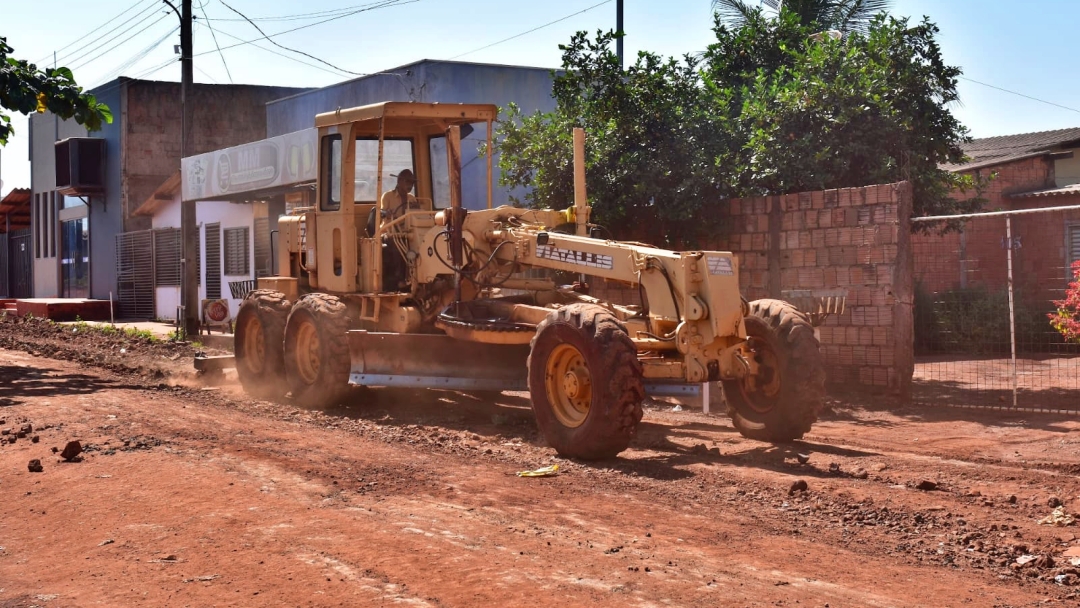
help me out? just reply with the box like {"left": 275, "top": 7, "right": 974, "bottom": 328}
{"left": 161, "top": 0, "right": 197, "bottom": 337}
{"left": 179, "top": 0, "right": 199, "bottom": 338}
{"left": 616, "top": 0, "right": 624, "bottom": 70}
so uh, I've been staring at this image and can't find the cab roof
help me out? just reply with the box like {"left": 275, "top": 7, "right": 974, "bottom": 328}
{"left": 315, "top": 101, "right": 497, "bottom": 137}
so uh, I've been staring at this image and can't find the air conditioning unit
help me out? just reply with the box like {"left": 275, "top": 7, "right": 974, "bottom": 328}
{"left": 55, "top": 137, "right": 106, "bottom": 196}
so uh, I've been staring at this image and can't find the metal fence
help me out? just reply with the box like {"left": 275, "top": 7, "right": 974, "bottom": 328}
{"left": 911, "top": 205, "right": 1080, "bottom": 412}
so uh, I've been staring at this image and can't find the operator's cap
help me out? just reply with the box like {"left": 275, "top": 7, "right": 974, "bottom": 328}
{"left": 391, "top": 169, "right": 416, "bottom": 182}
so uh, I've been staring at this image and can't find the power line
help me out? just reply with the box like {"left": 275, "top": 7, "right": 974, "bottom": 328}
{"left": 36, "top": 0, "right": 157, "bottom": 64}
{"left": 447, "top": 0, "right": 613, "bottom": 61}
{"left": 194, "top": 64, "right": 220, "bottom": 84}
{"left": 960, "top": 76, "right": 1080, "bottom": 115}
{"left": 204, "top": 0, "right": 399, "bottom": 23}
{"left": 55, "top": 1, "right": 163, "bottom": 66}
{"left": 200, "top": 1, "right": 233, "bottom": 83}
{"left": 92, "top": 25, "right": 179, "bottom": 88}
{"left": 219, "top": 0, "right": 364, "bottom": 75}
{"left": 192, "top": 0, "right": 416, "bottom": 59}
{"left": 207, "top": 22, "right": 355, "bottom": 79}
{"left": 71, "top": 12, "right": 174, "bottom": 71}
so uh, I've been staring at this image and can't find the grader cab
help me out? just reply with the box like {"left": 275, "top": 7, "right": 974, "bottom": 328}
{"left": 228, "top": 101, "right": 826, "bottom": 460}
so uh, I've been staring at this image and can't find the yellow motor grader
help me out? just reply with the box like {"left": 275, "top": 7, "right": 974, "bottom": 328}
{"left": 225, "top": 101, "right": 825, "bottom": 460}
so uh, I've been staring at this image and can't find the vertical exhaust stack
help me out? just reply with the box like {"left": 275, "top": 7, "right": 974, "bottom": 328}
{"left": 573, "top": 127, "right": 590, "bottom": 236}
{"left": 447, "top": 125, "right": 465, "bottom": 301}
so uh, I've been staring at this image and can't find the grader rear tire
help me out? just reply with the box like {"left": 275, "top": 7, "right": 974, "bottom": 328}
{"left": 234, "top": 289, "right": 290, "bottom": 398}
{"left": 283, "top": 293, "right": 351, "bottom": 408}
{"left": 528, "top": 303, "right": 644, "bottom": 460}
{"left": 723, "top": 299, "right": 826, "bottom": 442}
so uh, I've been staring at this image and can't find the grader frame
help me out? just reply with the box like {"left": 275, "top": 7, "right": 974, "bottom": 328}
{"left": 224, "top": 101, "right": 826, "bottom": 460}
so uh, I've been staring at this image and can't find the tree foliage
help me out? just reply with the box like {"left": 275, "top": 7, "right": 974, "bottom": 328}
{"left": 711, "top": 0, "right": 892, "bottom": 35}
{"left": 0, "top": 37, "right": 112, "bottom": 146}
{"left": 494, "top": 11, "right": 981, "bottom": 244}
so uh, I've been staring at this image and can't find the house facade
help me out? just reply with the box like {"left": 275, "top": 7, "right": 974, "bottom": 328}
{"left": 28, "top": 78, "right": 305, "bottom": 311}
{"left": 914, "top": 128, "right": 1080, "bottom": 298}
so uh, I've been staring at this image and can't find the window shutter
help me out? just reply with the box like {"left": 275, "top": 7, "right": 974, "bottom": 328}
{"left": 205, "top": 223, "right": 221, "bottom": 299}
{"left": 152, "top": 228, "right": 181, "bottom": 287}
{"left": 223, "top": 227, "right": 250, "bottom": 276}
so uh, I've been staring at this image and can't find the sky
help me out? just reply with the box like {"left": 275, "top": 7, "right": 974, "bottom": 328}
{"left": 3, "top": 0, "right": 1080, "bottom": 197}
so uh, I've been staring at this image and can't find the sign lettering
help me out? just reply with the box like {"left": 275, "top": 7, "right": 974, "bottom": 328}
{"left": 535, "top": 244, "right": 614, "bottom": 270}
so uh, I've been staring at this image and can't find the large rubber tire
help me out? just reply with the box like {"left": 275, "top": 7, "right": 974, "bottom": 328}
{"left": 283, "top": 293, "right": 351, "bottom": 408}
{"left": 528, "top": 303, "right": 644, "bottom": 460}
{"left": 723, "top": 299, "right": 826, "bottom": 442}
{"left": 234, "top": 289, "right": 290, "bottom": 399}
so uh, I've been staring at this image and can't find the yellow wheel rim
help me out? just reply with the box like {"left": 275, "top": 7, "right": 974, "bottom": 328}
{"left": 240, "top": 313, "right": 265, "bottom": 375}
{"left": 545, "top": 343, "right": 592, "bottom": 428}
{"left": 293, "top": 315, "right": 321, "bottom": 385}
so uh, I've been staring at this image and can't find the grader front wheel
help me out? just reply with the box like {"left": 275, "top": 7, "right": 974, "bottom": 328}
{"left": 723, "top": 299, "right": 826, "bottom": 442}
{"left": 283, "top": 294, "right": 351, "bottom": 408}
{"left": 234, "top": 290, "right": 290, "bottom": 398}
{"left": 528, "top": 303, "right": 644, "bottom": 460}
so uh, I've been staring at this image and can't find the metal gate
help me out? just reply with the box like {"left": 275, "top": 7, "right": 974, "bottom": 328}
{"left": 115, "top": 230, "right": 154, "bottom": 319}
{"left": 0, "top": 232, "right": 8, "bottom": 298}
{"left": 7, "top": 229, "right": 33, "bottom": 299}
{"left": 912, "top": 205, "right": 1080, "bottom": 412}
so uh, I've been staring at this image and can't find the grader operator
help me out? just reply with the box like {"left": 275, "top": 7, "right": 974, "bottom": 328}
{"left": 231, "top": 101, "right": 825, "bottom": 460}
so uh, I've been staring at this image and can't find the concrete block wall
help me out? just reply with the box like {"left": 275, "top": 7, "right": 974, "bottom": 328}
{"left": 590, "top": 181, "right": 915, "bottom": 396}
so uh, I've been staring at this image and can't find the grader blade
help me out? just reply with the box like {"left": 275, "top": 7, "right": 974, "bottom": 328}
{"left": 348, "top": 330, "right": 530, "bottom": 390}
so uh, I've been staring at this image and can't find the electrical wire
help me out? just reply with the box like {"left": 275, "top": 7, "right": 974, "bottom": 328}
{"left": 959, "top": 76, "right": 1080, "bottom": 115}
{"left": 36, "top": 0, "right": 158, "bottom": 65}
{"left": 92, "top": 25, "right": 179, "bottom": 87}
{"left": 200, "top": 2, "right": 233, "bottom": 83}
{"left": 205, "top": 23, "right": 356, "bottom": 79}
{"left": 193, "top": 64, "right": 220, "bottom": 84}
{"left": 204, "top": 0, "right": 405, "bottom": 23}
{"left": 193, "top": 0, "right": 417, "bottom": 59}
{"left": 70, "top": 11, "right": 174, "bottom": 71}
{"left": 218, "top": 0, "right": 365, "bottom": 76}
{"left": 56, "top": 1, "right": 165, "bottom": 67}
{"left": 447, "top": 0, "right": 613, "bottom": 60}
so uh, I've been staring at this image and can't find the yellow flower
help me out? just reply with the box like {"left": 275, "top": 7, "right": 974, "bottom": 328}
{"left": 36, "top": 93, "right": 47, "bottom": 113}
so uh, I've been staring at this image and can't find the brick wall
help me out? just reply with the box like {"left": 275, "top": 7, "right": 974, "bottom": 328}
{"left": 121, "top": 81, "right": 305, "bottom": 232}
{"left": 591, "top": 181, "right": 914, "bottom": 395}
{"left": 912, "top": 155, "right": 1080, "bottom": 299}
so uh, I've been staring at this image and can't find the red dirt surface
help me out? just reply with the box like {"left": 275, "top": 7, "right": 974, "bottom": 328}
{"left": 2, "top": 316, "right": 1080, "bottom": 606}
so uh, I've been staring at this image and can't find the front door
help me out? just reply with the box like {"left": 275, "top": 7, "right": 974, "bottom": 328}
{"left": 60, "top": 217, "right": 89, "bottom": 298}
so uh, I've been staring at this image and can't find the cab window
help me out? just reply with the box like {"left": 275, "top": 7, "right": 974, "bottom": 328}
{"left": 354, "top": 139, "right": 414, "bottom": 202}
{"left": 320, "top": 134, "right": 342, "bottom": 211}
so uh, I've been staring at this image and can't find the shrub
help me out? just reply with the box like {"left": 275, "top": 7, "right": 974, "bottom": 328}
{"left": 1049, "top": 260, "right": 1080, "bottom": 344}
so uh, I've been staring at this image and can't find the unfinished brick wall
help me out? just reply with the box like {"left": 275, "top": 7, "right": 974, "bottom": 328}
{"left": 121, "top": 81, "right": 306, "bottom": 232}
{"left": 590, "top": 181, "right": 914, "bottom": 396}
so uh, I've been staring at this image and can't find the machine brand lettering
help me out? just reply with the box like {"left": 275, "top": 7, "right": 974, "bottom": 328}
{"left": 707, "top": 256, "right": 734, "bottom": 276}
{"left": 536, "top": 244, "right": 614, "bottom": 270}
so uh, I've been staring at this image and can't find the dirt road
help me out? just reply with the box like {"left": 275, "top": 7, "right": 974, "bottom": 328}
{"left": 1, "top": 320, "right": 1079, "bottom": 606}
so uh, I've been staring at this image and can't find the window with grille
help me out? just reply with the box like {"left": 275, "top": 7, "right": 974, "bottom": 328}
{"left": 223, "top": 226, "right": 249, "bottom": 276}
{"left": 205, "top": 223, "right": 221, "bottom": 299}
{"left": 253, "top": 217, "right": 271, "bottom": 277}
{"left": 153, "top": 228, "right": 181, "bottom": 286}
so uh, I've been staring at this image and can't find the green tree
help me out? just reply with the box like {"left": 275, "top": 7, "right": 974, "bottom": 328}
{"left": 494, "top": 12, "right": 981, "bottom": 243}
{"left": 711, "top": 0, "right": 891, "bottom": 35}
{"left": 0, "top": 37, "right": 112, "bottom": 146}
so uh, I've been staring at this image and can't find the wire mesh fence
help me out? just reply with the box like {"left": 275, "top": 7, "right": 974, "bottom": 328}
{"left": 911, "top": 205, "right": 1080, "bottom": 412}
